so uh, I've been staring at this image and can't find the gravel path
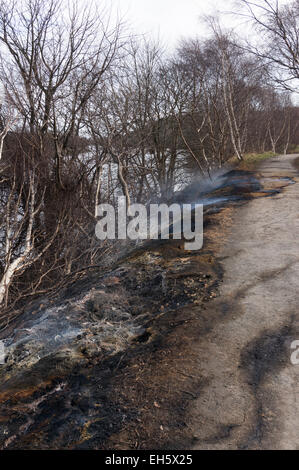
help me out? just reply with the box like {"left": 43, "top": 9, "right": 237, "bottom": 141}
{"left": 191, "top": 154, "right": 299, "bottom": 450}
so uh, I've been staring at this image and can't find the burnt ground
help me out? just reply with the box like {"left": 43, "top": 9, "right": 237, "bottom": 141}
{"left": 0, "top": 157, "right": 297, "bottom": 449}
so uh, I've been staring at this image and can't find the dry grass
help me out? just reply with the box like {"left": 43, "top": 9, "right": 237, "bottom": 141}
{"left": 230, "top": 151, "right": 278, "bottom": 170}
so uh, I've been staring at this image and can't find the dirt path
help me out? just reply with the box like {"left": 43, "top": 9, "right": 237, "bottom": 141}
{"left": 189, "top": 154, "right": 299, "bottom": 449}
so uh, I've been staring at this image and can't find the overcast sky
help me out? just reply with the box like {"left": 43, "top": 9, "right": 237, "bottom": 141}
{"left": 106, "top": 0, "right": 240, "bottom": 49}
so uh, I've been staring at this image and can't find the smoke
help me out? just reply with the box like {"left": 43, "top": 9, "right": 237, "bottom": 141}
{"left": 174, "top": 165, "right": 235, "bottom": 203}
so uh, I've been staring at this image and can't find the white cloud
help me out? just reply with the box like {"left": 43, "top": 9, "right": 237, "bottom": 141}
{"left": 105, "top": 0, "right": 240, "bottom": 49}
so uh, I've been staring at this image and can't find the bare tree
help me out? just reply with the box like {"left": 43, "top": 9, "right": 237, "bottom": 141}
{"left": 0, "top": 0, "right": 123, "bottom": 309}
{"left": 239, "top": 0, "right": 299, "bottom": 90}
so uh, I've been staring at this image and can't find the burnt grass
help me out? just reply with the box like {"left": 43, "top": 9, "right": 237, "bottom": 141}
{"left": 0, "top": 210, "right": 226, "bottom": 450}
{"left": 77, "top": 241, "right": 224, "bottom": 450}
{"left": 0, "top": 167, "right": 294, "bottom": 450}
